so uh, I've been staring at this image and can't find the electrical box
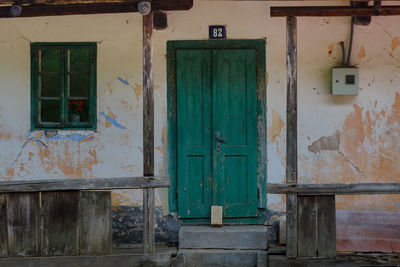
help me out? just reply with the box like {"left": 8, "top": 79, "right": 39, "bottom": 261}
{"left": 332, "top": 67, "right": 359, "bottom": 95}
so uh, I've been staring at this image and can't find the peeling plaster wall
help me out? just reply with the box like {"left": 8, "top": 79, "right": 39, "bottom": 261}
{"left": 0, "top": 0, "right": 399, "bottom": 251}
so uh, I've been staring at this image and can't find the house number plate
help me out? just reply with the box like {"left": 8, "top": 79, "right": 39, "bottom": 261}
{"left": 209, "top": 25, "right": 226, "bottom": 39}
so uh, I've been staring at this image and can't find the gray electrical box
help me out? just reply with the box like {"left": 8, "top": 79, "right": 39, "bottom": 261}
{"left": 332, "top": 67, "right": 359, "bottom": 95}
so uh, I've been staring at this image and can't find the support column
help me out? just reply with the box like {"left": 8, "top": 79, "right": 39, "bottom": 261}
{"left": 142, "top": 7, "right": 155, "bottom": 255}
{"left": 286, "top": 16, "right": 298, "bottom": 259}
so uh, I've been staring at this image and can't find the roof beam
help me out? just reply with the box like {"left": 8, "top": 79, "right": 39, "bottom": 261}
{"left": 0, "top": 1, "right": 193, "bottom": 18}
{"left": 270, "top": 5, "right": 400, "bottom": 17}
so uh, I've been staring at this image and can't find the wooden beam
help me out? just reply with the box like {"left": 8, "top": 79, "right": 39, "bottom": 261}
{"left": 0, "top": 177, "right": 169, "bottom": 192}
{"left": 0, "top": 1, "right": 193, "bottom": 18}
{"left": 267, "top": 183, "right": 400, "bottom": 195}
{"left": 286, "top": 16, "right": 297, "bottom": 259}
{"left": 142, "top": 11, "right": 155, "bottom": 255}
{"left": 0, "top": 0, "right": 389, "bottom": 3}
{"left": 271, "top": 6, "right": 400, "bottom": 17}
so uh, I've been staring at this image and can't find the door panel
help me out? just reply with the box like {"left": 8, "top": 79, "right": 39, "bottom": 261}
{"left": 177, "top": 49, "right": 212, "bottom": 218}
{"left": 212, "top": 49, "right": 258, "bottom": 218}
{"left": 177, "top": 48, "right": 258, "bottom": 220}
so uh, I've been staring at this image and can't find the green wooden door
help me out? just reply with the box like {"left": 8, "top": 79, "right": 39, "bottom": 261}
{"left": 177, "top": 48, "right": 257, "bottom": 220}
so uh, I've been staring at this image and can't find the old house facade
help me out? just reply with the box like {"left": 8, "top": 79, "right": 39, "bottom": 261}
{"left": 0, "top": 0, "right": 399, "bottom": 265}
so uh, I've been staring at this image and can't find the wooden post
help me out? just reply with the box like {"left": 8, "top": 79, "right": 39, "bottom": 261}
{"left": 142, "top": 10, "right": 155, "bottom": 255}
{"left": 286, "top": 16, "right": 298, "bottom": 259}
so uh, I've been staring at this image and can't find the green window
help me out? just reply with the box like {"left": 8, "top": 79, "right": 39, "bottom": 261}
{"left": 31, "top": 43, "right": 97, "bottom": 130}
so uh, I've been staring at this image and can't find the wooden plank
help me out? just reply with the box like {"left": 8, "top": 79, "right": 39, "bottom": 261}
{"left": 7, "top": 192, "right": 40, "bottom": 257}
{"left": 286, "top": 15, "right": 297, "bottom": 259}
{"left": 0, "top": 0, "right": 386, "bottom": 4}
{"left": 270, "top": 6, "right": 400, "bottom": 17}
{"left": 79, "top": 191, "right": 112, "bottom": 255}
{"left": 0, "top": 177, "right": 169, "bottom": 193}
{"left": 143, "top": 12, "right": 154, "bottom": 177}
{"left": 41, "top": 191, "right": 80, "bottom": 256}
{"left": 142, "top": 10, "right": 155, "bottom": 255}
{"left": 297, "top": 196, "right": 317, "bottom": 258}
{"left": 286, "top": 16, "right": 297, "bottom": 184}
{"left": 143, "top": 188, "right": 155, "bottom": 254}
{"left": 0, "top": 1, "right": 193, "bottom": 18}
{"left": 0, "top": 194, "right": 7, "bottom": 257}
{"left": 267, "top": 183, "right": 400, "bottom": 195}
{"left": 0, "top": 247, "right": 177, "bottom": 267}
{"left": 286, "top": 193, "right": 297, "bottom": 259}
{"left": 316, "top": 196, "right": 336, "bottom": 257}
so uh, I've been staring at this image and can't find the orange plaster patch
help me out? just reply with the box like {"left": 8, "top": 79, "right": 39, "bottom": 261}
{"left": 267, "top": 110, "right": 285, "bottom": 143}
{"left": 132, "top": 84, "right": 143, "bottom": 102}
{"left": 112, "top": 191, "right": 132, "bottom": 206}
{"left": 54, "top": 144, "right": 99, "bottom": 178}
{"left": 162, "top": 127, "right": 166, "bottom": 144}
{"left": 305, "top": 93, "right": 400, "bottom": 212}
{"left": 121, "top": 98, "right": 132, "bottom": 111}
{"left": 391, "top": 36, "right": 400, "bottom": 52}
{"left": 0, "top": 132, "right": 11, "bottom": 140}
{"left": 107, "top": 83, "right": 114, "bottom": 95}
{"left": 357, "top": 46, "right": 366, "bottom": 60}
{"left": 105, "top": 111, "right": 117, "bottom": 128}
{"left": 328, "top": 43, "right": 334, "bottom": 57}
{"left": 5, "top": 168, "right": 14, "bottom": 177}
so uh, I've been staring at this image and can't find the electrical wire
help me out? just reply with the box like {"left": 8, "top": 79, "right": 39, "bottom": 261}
{"left": 346, "top": 16, "right": 355, "bottom": 66}
{"left": 340, "top": 41, "right": 346, "bottom": 67}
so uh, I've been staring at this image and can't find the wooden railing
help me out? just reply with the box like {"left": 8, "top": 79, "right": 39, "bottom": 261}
{"left": 267, "top": 182, "right": 400, "bottom": 258}
{"left": 0, "top": 176, "right": 169, "bottom": 256}
{"left": 267, "top": 182, "right": 400, "bottom": 195}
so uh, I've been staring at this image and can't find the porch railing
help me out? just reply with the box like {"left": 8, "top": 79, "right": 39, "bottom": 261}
{"left": 0, "top": 176, "right": 169, "bottom": 256}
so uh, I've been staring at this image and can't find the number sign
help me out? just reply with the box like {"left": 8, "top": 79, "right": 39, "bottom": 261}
{"left": 209, "top": 25, "right": 226, "bottom": 39}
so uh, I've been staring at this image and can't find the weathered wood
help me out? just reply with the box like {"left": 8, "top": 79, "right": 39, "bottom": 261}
{"left": 41, "top": 191, "right": 80, "bottom": 256}
{"left": 142, "top": 10, "right": 155, "bottom": 255}
{"left": 0, "top": 1, "right": 193, "bottom": 18}
{"left": 79, "top": 191, "right": 112, "bottom": 255}
{"left": 0, "top": 177, "right": 169, "bottom": 193}
{"left": 297, "top": 196, "right": 336, "bottom": 258}
{"left": 267, "top": 183, "right": 400, "bottom": 195}
{"left": 0, "top": 246, "right": 177, "bottom": 267}
{"left": 286, "top": 193, "right": 297, "bottom": 259}
{"left": 270, "top": 6, "right": 400, "bottom": 17}
{"left": 286, "top": 16, "right": 297, "bottom": 184}
{"left": 297, "top": 196, "right": 317, "bottom": 258}
{"left": 7, "top": 192, "right": 40, "bottom": 257}
{"left": 0, "top": 194, "right": 7, "bottom": 257}
{"left": 143, "top": 188, "right": 155, "bottom": 254}
{"left": 316, "top": 196, "right": 336, "bottom": 257}
{"left": 143, "top": 12, "right": 154, "bottom": 177}
{"left": 286, "top": 15, "right": 298, "bottom": 259}
{"left": 154, "top": 11, "right": 168, "bottom": 30}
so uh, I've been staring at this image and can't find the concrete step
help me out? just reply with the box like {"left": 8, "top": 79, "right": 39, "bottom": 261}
{"left": 172, "top": 249, "right": 268, "bottom": 267}
{"left": 179, "top": 225, "right": 268, "bottom": 250}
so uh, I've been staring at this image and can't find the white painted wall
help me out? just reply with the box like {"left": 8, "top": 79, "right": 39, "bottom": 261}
{"left": 0, "top": 1, "right": 399, "bottom": 243}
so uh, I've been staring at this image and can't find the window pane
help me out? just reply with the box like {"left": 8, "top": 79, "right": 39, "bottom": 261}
{"left": 69, "top": 74, "right": 90, "bottom": 97}
{"left": 40, "top": 74, "right": 61, "bottom": 97}
{"left": 40, "top": 100, "right": 61, "bottom": 123}
{"left": 68, "top": 99, "right": 89, "bottom": 123}
{"left": 41, "top": 48, "right": 61, "bottom": 73}
{"left": 69, "top": 48, "right": 90, "bottom": 73}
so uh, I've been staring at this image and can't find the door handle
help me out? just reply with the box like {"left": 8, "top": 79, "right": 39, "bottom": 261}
{"left": 216, "top": 137, "right": 225, "bottom": 143}
{"left": 216, "top": 131, "right": 225, "bottom": 153}
{"left": 216, "top": 131, "right": 226, "bottom": 143}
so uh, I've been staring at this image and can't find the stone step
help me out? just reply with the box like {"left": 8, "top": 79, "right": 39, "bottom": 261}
{"left": 179, "top": 225, "right": 268, "bottom": 250}
{"left": 172, "top": 249, "right": 268, "bottom": 267}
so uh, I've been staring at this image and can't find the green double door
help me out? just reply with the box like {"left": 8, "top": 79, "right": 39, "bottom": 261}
{"left": 177, "top": 48, "right": 258, "bottom": 220}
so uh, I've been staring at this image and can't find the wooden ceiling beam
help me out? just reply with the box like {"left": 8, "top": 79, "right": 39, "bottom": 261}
{"left": 270, "top": 5, "right": 400, "bottom": 17}
{"left": 0, "top": 0, "right": 193, "bottom": 18}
